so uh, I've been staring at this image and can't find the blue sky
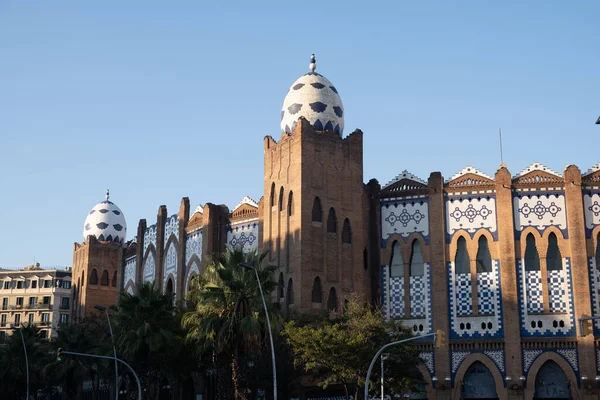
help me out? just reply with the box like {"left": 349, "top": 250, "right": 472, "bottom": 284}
{"left": 0, "top": 1, "right": 598, "bottom": 268}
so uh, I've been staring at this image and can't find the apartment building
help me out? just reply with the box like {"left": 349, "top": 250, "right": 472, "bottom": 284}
{"left": 0, "top": 263, "right": 72, "bottom": 339}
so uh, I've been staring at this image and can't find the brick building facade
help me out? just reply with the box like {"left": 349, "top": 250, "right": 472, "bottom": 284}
{"left": 71, "top": 56, "right": 600, "bottom": 399}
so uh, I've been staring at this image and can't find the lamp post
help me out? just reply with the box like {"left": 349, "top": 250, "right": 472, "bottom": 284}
{"left": 239, "top": 262, "right": 277, "bottom": 400}
{"left": 95, "top": 305, "right": 118, "bottom": 400}
{"left": 19, "top": 326, "right": 29, "bottom": 400}
{"left": 381, "top": 353, "right": 388, "bottom": 400}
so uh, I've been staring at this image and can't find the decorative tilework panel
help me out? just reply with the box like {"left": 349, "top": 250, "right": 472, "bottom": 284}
{"left": 446, "top": 196, "right": 497, "bottom": 236}
{"left": 126, "top": 286, "right": 134, "bottom": 295}
{"left": 513, "top": 193, "right": 567, "bottom": 234}
{"left": 452, "top": 351, "right": 470, "bottom": 374}
{"left": 143, "top": 252, "right": 155, "bottom": 283}
{"left": 143, "top": 225, "right": 157, "bottom": 255}
{"left": 455, "top": 273, "right": 473, "bottom": 316}
{"left": 381, "top": 200, "right": 429, "bottom": 244}
{"left": 583, "top": 193, "right": 600, "bottom": 233}
{"left": 587, "top": 257, "right": 600, "bottom": 333}
{"left": 522, "top": 349, "right": 579, "bottom": 377}
{"left": 164, "top": 215, "right": 179, "bottom": 248}
{"left": 556, "top": 349, "right": 578, "bottom": 372}
{"left": 523, "top": 349, "right": 544, "bottom": 375}
{"left": 185, "top": 262, "right": 200, "bottom": 294}
{"left": 526, "top": 271, "right": 544, "bottom": 313}
{"left": 124, "top": 256, "right": 136, "bottom": 289}
{"left": 419, "top": 351, "right": 434, "bottom": 376}
{"left": 163, "top": 242, "right": 177, "bottom": 293}
{"left": 548, "top": 269, "right": 567, "bottom": 313}
{"left": 185, "top": 229, "right": 203, "bottom": 266}
{"left": 483, "top": 350, "right": 505, "bottom": 373}
{"left": 226, "top": 220, "right": 259, "bottom": 255}
{"left": 477, "top": 271, "right": 496, "bottom": 315}
{"left": 410, "top": 276, "right": 426, "bottom": 317}
{"left": 389, "top": 276, "right": 404, "bottom": 318}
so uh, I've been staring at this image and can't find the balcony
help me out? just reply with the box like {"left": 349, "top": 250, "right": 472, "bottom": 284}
{"left": 59, "top": 304, "right": 70, "bottom": 310}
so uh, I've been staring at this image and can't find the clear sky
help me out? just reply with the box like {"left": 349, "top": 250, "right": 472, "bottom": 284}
{"left": 1, "top": 1, "right": 599, "bottom": 268}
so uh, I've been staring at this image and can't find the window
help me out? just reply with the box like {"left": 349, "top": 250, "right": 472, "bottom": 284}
{"left": 100, "top": 270, "right": 109, "bottom": 286}
{"left": 312, "top": 277, "right": 323, "bottom": 303}
{"left": 278, "top": 187, "right": 284, "bottom": 212}
{"left": 41, "top": 313, "right": 50, "bottom": 323}
{"left": 342, "top": 219, "right": 352, "bottom": 244}
{"left": 111, "top": 271, "right": 117, "bottom": 287}
{"left": 327, "top": 287, "right": 338, "bottom": 312}
{"left": 410, "top": 240, "right": 425, "bottom": 276}
{"left": 287, "top": 191, "right": 294, "bottom": 216}
{"left": 16, "top": 297, "right": 23, "bottom": 307}
{"left": 327, "top": 208, "right": 337, "bottom": 233}
{"left": 455, "top": 237, "right": 470, "bottom": 274}
{"left": 363, "top": 248, "right": 369, "bottom": 271}
{"left": 546, "top": 233, "right": 563, "bottom": 271}
{"left": 165, "top": 278, "right": 174, "bottom": 295}
{"left": 0, "top": 314, "right": 6, "bottom": 326}
{"left": 1, "top": 298, "right": 7, "bottom": 310}
{"left": 286, "top": 279, "right": 294, "bottom": 305}
{"left": 2, "top": 281, "right": 8, "bottom": 290}
{"left": 44, "top": 280, "right": 52, "bottom": 288}
{"left": 16, "top": 281, "right": 23, "bottom": 289}
{"left": 31, "top": 280, "right": 37, "bottom": 289}
{"left": 61, "top": 297, "right": 70, "bottom": 310}
{"left": 15, "top": 314, "right": 21, "bottom": 325}
{"left": 28, "top": 313, "right": 34, "bottom": 325}
{"left": 390, "top": 241, "right": 404, "bottom": 277}
{"left": 89, "top": 269, "right": 98, "bottom": 285}
{"left": 63, "top": 280, "right": 71, "bottom": 289}
{"left": 43, "top": 296, "right": 51, "bottom": 305}
{"left": 524, "top": 233, "right": 540, "bottom": 271}
{"left": 270, "top": 183, "right": 276, "bottom": 207}
{"left": 278, "top": 273, "right": 284, "bottom": 299}
{"left": 28, "top": 297, "right": 37, "bottom": 306}
{"left": 312, "top": 197, "right": 322, "bottom": 222}
{"left": 60, "top": 314, "right": 69, "bottom": 325}
{"left": 476, "top": 236, "right": 493, "bottom": 273}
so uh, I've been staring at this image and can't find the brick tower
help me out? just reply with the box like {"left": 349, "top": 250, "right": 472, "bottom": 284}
{"left": 264, "top": 55, "right": 371, "bottom": 314}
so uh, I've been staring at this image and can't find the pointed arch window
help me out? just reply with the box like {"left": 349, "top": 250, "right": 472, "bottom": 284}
{"left": 278, "top": 273, "right": 284, "bottom": 299}
{"left": 111, "top": 271, "right": 118, "bottom": 287}
{"left": 287, "top": 191, "right": 294, "bottom": 216}
{"left": 278, "top": 187, "right": 284, "bottom": 212}
{"left": 327, "top": 287, "right": 338, "bottom": 312}
{"left": 312, "top": 277, "right": 322, "bottom": 303}
{"left": 342, "top": 219, "right": 352, "bottom": 244}
{"left": 524, "top": 233, "right": 540, "bottom": 271}
{"left": 390, "top": 241, "right": 404, "bottom": 277}
{"left": 100, "top": 270, "right": 109, "bottom": 286}
{"left": 286, "top": 279, "right": 294, "bottom": 305}
{"left": 270, "top": 183, "right": 276, "bottom": 207}
{"left": 312, "top": 197, "right": 322, "bottom": 222}
{"left": 410, "top": 240, "right": 424, "bottom": 276}
{"left": 327, "top": 208, "right": 337, "bottom": 233}
{"left": 476, "top": 236, "right": 492, "bottom": 273}
{"left": 165, "top": 278, "right": 174, "bottom": 296}
{"left": 89, "top": 269, "right": 98, "bottom": 285}
{"left": 546, "top": 233, "right": 563, "bottom": 271}
{"left": 363, "top": 248, "right": 369, "bottom": 271}
{"left": 455, "top": 237, "right": 470, "bottom": 274}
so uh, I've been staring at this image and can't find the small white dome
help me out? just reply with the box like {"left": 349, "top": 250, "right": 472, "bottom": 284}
{"left": 83, "top": 190, "right": 127, "bottom": 245}
{"left": 281, "top": 54, "right": 344, "bottom": 136}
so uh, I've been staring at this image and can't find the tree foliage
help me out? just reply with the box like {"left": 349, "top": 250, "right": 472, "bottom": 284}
{"left": 282, "top": 296, "right": 424, "bottom": 400}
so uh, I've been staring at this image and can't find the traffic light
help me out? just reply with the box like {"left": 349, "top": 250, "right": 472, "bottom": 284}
{"left": 57, "top": 348, "right": 63, "bottom": 362}
{"left": 435, "top": 329, "right": 446, "bottom": 348}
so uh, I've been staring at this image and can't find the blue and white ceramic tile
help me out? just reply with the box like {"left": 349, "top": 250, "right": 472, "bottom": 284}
{"left": 163, "top": 242, "right": 177, "bottom": 293}
{"left": 381, "top": 200, "right": 429, "bottom": 245}
{"left": 143, "top": 252, "right": 155, "bottom": 283}
{"left": 124, "top": 256, "right": 136, "bottom": 290}
{"left": 226, "top": 221, "right": 259, "bottom": 255}
{"left": 446, "top": 197, "right": 497, "bottom": 238}
{"left": 185, "top": 229, "right": 203, "bottom": 265}
{"left": 513, "top": 193, "right": 567, "bottom": 236}
{"left": 164, "top": 215, "right": 179, "bottom": 247}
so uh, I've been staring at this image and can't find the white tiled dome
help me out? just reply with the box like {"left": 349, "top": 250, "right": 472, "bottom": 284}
{"left": 281, "top": 54, "right": 344, "bottom": 136}
{"left": 83, "top": 190, "right": 127, "bottom": 245}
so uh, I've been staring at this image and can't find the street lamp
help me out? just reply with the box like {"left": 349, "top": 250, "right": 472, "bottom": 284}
{"left": 95, "top": 305, "right": 118, "bottom": 400}
{"left": 238, "top": 262, "right": 277, "bottom": 400}
{"left": 19, "top": 326, "right": 29, "bottom": 400}
{"left": 381, "top": 353, "right": 389, "bottom": 400}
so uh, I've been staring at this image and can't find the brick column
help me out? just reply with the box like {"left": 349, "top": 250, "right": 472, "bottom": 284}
{"left": 495, "top": 165, "right": 523, "bottom": 389}
{"left": 428, "top": 172, "right": 451, "bottom": 397}
{"left": 564, "top": 165, "right": 596, "bottom": 389}
{"left": 155, "top": 205, "right": 167, "bottom": 291}
{"left": 177, "top": 197, "right": 190, "bottom": 299}
{"left": 135, "top": 219, "right": 147, "bottom": 285}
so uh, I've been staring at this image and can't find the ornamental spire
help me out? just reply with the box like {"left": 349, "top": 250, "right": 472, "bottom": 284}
{"left": 309, "top": 53, "right": 316, "bottom": 72}
{"left": 106, "top": 189, "right": 110, "bottom": 201}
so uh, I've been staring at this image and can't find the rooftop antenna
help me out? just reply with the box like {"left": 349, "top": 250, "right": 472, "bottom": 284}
{"left": 309, "top": 53, "right": 316, "bottom": 72}
{"left": 499, "top": 128, "right": 505, "bottom": 167}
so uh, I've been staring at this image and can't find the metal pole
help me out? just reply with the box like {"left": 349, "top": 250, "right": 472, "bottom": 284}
{"left": 380, "top": 355, "right": 384, "bottom": 400}
{"left": 253, "top": 267, "right": 278, "bottom": 400}
{"left": 62, "top": 350, "right": 142, "bottom": 400}
{"left": 104, "top": 308, "right": 119, "bottom": 400}
{"left": 19, "top": 327, "right": 29, "bottom": 400}
{"left": 364, "top": 332, "right": 436, "bottom": 400}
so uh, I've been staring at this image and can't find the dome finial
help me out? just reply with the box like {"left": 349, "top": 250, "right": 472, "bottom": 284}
{"left": 309, "top": 53, "right": 316, "bottom": 72}
{"left": 106, "top": 189, "right": 110, "bottom": 201}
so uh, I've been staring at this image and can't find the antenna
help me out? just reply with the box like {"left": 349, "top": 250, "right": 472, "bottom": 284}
{"left": 499, "top": 128, "right": 504, "bottom": 165}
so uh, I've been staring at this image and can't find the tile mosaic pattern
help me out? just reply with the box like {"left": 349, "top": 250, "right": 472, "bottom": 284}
{"left": 389, "top": 276, "right": 405, "bottom": 318}
{"left": 526, "top": 271, "right": 544, "bottom": 313}
{"left": 522, "top": 348, "right": 579, "bottom": 378}
{"left": 587, "top": 257, "right": 600, "bottom": 333}
{"left": 163, "top": 242, "right": 177, "bottom": 293}
{"left": 517, "top": 258, "right": 576, "bottom": 337}
{"left": 446, "top": 196, "right": 497, "bottom": 238}
{"left": 143, "top": 252, "right": 155, "bottom": 283}
{"left": 419, "top": 351, "right": 434, "bottom": 376}
{"left": 143, "top": 225, "right": 157, "bottom": 255}
{"left": 83, "top": 199, "right": 127, "bottom": 245}
{"left": 455, "top": 273, "right": 473, "bottom": 316}
{"left": 548, "top": 269, "right": 567, "bottom": 313}
{"left": 583, "top": 192, "right": 600, "bottom": 235}
{"left": 164, "top": 214, "right": 179, "bottom": 247}
{"left": 448, "top": 260, "right": 503, "bottom": 338}
{"left": 381, "top": 200, "right": 429, "bottom": 245}
{"left": 185, "top": 262, "right": 200, "bottom": 294}
{"left": 124, "top": 256, "right": 136, "bottom": 290}
{"left": 513, "top": 193, "right": 567, "bottom": 237}
{"left": 226, "top": 220, "right": 259, "bottom": 255}
{"left": 451, "top": 350, "right": 506, "bottom": 383}
{"left": 410, "top": 276, "right": 426, "bottom": 317}
{"left": 451, "top": 351, "right": 470, "bottom": 374}
{"left": 185, "top": 229, "right": 203, "bottom": 266}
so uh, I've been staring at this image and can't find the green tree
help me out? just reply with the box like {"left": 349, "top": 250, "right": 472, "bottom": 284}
{"left": 282, "top": 297, "right": 423, "bottom": 400}
{"left": 182, "top": 248, "right": 281, "bottom": 400}
{"left": 113, "top": 281, "right": 180, "bottom": 399}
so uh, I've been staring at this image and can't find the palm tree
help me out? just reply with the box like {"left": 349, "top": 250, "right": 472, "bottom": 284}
{"left": 182, "top": 248, "right": 281, "bottom": 400}
{"left": 113, "top": 281, "right": 179, "bottom": 398}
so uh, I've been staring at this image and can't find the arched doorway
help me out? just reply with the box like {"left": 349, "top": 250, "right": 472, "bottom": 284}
{"left": 534, "top": 361, "right": 570, "bottom": 399}
{"left": 462, "top": 361, "right": 498, "bottom": 399}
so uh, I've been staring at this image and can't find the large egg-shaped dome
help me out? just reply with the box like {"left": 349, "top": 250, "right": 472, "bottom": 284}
{"left": 83, "top": 190, "right": 127, "bottom": 245}
{"left": 281, "top": 54, "right": 344, "bottom": 136}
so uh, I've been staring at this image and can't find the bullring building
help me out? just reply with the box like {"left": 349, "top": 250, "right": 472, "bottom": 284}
{"left": 71, "top": 54, "right": 600, "bottom": 400}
